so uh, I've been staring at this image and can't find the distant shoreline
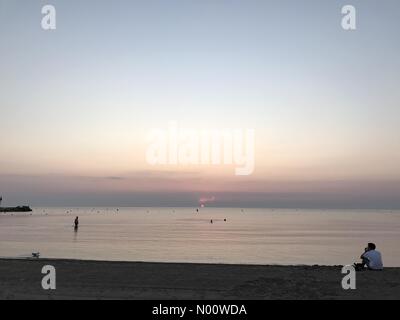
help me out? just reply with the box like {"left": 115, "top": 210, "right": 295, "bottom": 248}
{"left": 1, "top": 258, "right": 399, "bottom": 300}
{"left": 7, "top": 206, "right": 400, "bottom": 210}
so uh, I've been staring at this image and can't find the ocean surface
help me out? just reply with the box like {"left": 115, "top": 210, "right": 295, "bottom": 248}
{"left": 1, "top": 208, "right": 400, "bottom": 266}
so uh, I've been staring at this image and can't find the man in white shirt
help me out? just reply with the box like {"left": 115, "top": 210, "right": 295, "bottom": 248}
{"left": 360, "top": 243, "right": 383, "bottom": 271}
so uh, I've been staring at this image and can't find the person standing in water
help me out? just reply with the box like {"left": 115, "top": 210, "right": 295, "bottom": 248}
{"left": 74, "top": 216, "right": 79, "bottom": 230}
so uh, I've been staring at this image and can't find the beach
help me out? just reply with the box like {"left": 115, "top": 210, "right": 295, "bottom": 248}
{"left": 1, "top": 258, "right": 399, "bottom": 300}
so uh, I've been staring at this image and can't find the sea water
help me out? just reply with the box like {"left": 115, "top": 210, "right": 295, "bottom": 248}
{"left": 1, "top": 207, "right": 399, "bottom": 266}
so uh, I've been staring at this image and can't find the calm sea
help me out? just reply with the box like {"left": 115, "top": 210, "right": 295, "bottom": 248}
{"left": 1, "top": 208, "right": 400, "bottom": 266}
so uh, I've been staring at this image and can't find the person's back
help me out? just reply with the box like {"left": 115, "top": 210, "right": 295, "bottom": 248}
{"left": 362, "top": 243, "right": 383, "bottom": 270}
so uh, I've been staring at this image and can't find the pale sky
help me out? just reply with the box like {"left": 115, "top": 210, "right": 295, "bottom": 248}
{"left": 0, "top": 0, "right": 399, "bottom": 208}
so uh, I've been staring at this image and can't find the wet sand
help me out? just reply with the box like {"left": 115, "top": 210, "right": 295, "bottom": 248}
{"left": 1, "top": 258, "right": 399, "bottom": 300}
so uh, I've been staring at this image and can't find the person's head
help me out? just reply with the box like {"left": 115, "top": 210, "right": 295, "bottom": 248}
{"left": 367, "top": 243, "right": 376, "bottom": 251}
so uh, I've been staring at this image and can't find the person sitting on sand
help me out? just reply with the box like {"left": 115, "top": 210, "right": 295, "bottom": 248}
{"left": 355, "top": 243, "right": 383, "bottom": 271}
{"left": 74, "top": 216, "right": 79, "bottom": 230}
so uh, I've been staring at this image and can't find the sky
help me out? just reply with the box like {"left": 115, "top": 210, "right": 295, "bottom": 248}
{"left": 0, "top": 0, "right": 399, "bottom": 208}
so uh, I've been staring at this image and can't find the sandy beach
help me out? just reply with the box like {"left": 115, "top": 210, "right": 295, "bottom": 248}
{"left": 1, "top": 258, "right": 399, "bottom": 300}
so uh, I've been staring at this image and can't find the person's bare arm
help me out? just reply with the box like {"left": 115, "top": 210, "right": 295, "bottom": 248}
{"left": 360, "top": 249, "right": 368, "bottom": 260}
